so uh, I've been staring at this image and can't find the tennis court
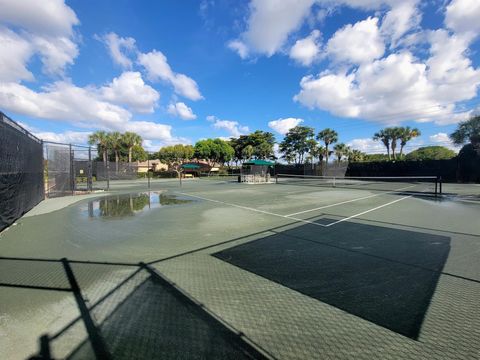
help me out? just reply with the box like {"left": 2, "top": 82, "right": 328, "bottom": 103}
{"left": 1, "top": 177, "right": 479, "bottom": 359}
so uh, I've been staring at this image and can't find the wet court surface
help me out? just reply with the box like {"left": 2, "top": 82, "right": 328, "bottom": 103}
{"left": 0, "top": 178, "right": 479, "bottom": 359}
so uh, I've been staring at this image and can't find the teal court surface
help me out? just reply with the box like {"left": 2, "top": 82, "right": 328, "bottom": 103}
{"left": 1, "top": 178, "right": 479, "bottom": 359}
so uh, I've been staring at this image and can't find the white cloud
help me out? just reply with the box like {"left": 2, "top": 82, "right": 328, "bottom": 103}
{"left": 208, "top": 115, "right": 249, "bottom": 137}
{"left": 445, "top": 0, "right": 480, "bottom": 37}
{"left": 167, "top": 102, "right": 197, "bottom": 120}
{"left": 380, "top": 1, "right": 421, "bottom": 47}
{"left": 228, "top": 40, "right": 249, "bottom": 59}
{"left": 429, "top": 132, "right": 461, "bottom": 151}
{"left": 347, "top": 138, "right": 386, "bottom": 153}
{"left": 0, "top": 27, "right": 34, "bottom": 82}
{"left": 100, "top": 71, "right": 159, "bottom": 113}
{"left": 295, "top": 25, "right": 480, "bottom": 126}
{"left": 0, "top": 81, "right": 130, "bottom": 128}
{"left": 124, "top": 121, "right": 174, "bottom": 142}
{"left": 0, "top": 0, "right": 79, "bottom": 80}
{"left": 289, "top": 30, "right": 321, "bottom": 66}
{"left": 34, "top": 130, "right": 91, "bottom": 144}
{"left": 229, "top": 0, "right": 315, "bottom": 57}
{"left": 327, "top": 17, "right": 384, "bottom": 64}
{"left": 0, "top": 0, "right": 79, "bottom": 37}
{"left": 268, "top": 117, "right": 304, "bottom": 134}
{"left": 98, "top": 32, "right": 137, "bottom": 69}
{"left": 138, "top": 50, "right": 203, "bottom": 101}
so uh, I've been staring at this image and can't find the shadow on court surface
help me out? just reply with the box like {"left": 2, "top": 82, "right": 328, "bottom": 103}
{"left": 213, "top": 220, "right": 451, "bottom": 340}
{"left": 0, "top": 258, "right": 267, "bottom": 360}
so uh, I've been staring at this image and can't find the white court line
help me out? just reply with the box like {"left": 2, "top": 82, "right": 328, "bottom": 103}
{"left": 323, "top": 195, "right": 413, "bottom": 227}
{"left": 178, "top": 191, "right": 414, "bottom": 228}
{"left": 177, "top": 192, "right": 329, "bottom": 227}
{"left": 285, "top": 184, "right": 417, "bottom": 217}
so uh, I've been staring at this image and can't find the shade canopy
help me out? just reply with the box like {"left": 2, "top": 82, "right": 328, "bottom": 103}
{"left": 182, "top": 164, "right": 201, "bottom": 169}
{"left": 243, "top": 159, "right": 275, "bottom": 166}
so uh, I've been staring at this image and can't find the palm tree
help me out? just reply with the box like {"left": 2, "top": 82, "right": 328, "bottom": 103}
{"left": 317, "top": 128, "right": 338, "bottom": 165}
{"left": 373, "top": 129, "right": 391, "bottom": 160}
{"left": 107, "top": 131, "right": 123, "bottom": 172}
{"left": 386, "top": 127, "right": 403, "bottom": 160}
{"left": 399, "top": 126, "right": 421, "bottom": 158}
{"left": 333, "top": 143, "right": 349, "bottom": 163}
{"left": 88, "top": 131, "right": 109, "bottom": 163}
{"left": 122, "top": 132, "right": 143, "bottom": 163}
{"left": 242, "top": 144, "right": 254, "bottom": 161}
{"left": 348, "top": 149, "right": 366, "bottom": 162}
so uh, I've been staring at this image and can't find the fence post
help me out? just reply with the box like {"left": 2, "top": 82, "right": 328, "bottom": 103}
{"left": 69, "top": 144, "right": 74, "bottom": 196}
{"left": 147, "top": 158, "right": 151, "bottom": 189}
{"left": 88, "top": 146, "right": 92, "bottom": 192}
{"left": 106, "top": 150, "right": 110, "bottom": 191}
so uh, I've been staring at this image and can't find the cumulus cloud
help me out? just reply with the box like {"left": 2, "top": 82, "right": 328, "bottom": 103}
{"left": 97, "top": 32, "right": 137, "bottom": 69}
{"left": 327, "top": 17, "right": 384, "bottom": 65}
{"left": 34, "top": 129, "right": 91, "bottom": 144}
{"left": 100, "top": 71, "right": 159, "bottom": 113}
{"left": 138, "top": 50, "right": 203, "bottom": 101}
{"left": 268, "top": 117, "right": 304, "bottom": 134}
{"left": 0, "top": 27, "right": 34, "bottom": 82}
{"left": 445, "top": 0, "right": 480, "bottom": 37}
{"left": 0, "top": 0, "right": 79, "bottom": 79}
{"left": 347, "top": 138, "right": 386, "bottom": 153}
{"left": 429, "top": 132, "right": 461, "bottom": 151}
{"left": 289, "top": 30, "right": 321, "bottom": 66}
{"left": 295, "top": 26, "right": 480, "bottom": 125}
{"left": 229, "top": 0, "right": 315, "bottom": 57}
{"left": 0, "top": 81, "right": 130, "bottom": 128}
{"left": 380, "top": 1, "right": 421, "bottom": 47}
{"left": 167, "top": 102, "right": 197, "bottom": 120}
{"left": 0, "top": 80, "right": 179, "bottom": 143}
{"left": 0, "top": 0, "right": 79, "bottom": 36}
{"left": 207, "top": 115, "right": 249, "bottom": 137}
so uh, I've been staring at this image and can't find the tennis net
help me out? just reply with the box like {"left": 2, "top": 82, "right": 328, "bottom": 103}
{"left": 275, "top": 174, "right": 441, "bottom": 195}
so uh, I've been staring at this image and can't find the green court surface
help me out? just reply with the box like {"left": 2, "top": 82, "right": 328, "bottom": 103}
{"left": 1, "top": 178, "right": 479, "bottom": 359}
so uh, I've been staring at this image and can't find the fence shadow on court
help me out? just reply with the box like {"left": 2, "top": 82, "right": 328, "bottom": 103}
{"left": 0, "top": 257, "right": 267, "bottom": 360}
{"left": 213, "top": 219, "right": 452, "bottom": 340}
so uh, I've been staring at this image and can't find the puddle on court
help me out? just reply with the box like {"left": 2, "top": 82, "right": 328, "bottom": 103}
{"left": 83, "top": 192, "right": 194, "bottom": 219}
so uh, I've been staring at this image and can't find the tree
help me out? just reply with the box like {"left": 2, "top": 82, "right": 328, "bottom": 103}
{"left": 405, "top": 146, "right": 456, "bottom": 161}
{"left": 107, "top": 131, "right": 123, "bottom": 172}
{"left": 364, "top": 153, "right": 390, "bottom": 162}
{"left": 88, "top": 131, "right": 109, "bottom": 163}
{"left": 317, "top": 128, "right": 338, "bottom": 165}
{"left": 450, "top": 115, "right": 480, "bottom": 154}
{"left": 386, "top": 127, "right": 403, "bottom": 160}
{"left": 122, "top": 132, "right": 142, "bottom": 163}
{"left": 157, "top": 144, "right": 194, "bottom": 177}
{"left": 242, "top": 144, "right": 254, "bottom": 161}
{"left": 194, "top": 139, "right": 234, "bottom": 166}
{"left": 399, "top": 126, "right": 421, "bottom": 158}
{"left": 131, "top": 144, "right": 148, "bottom": 162}
{"left": 280, "top": 126, "right": 315, "bottom": 164}
{"left": 373, "top": 129, "right": 391, "bottom": 159}
{"left": 333, "top": 143, "right": 349, "bottom": 163}
{"left": 348, "top": 149, "right": 366, "bottom": 162}
{"left": 247, "top": 131, "right": 276, "bottom": 159}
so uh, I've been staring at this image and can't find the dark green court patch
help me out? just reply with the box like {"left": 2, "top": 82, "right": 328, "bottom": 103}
{"left": 213, "top": 220, "right": 451, "bottom": 340}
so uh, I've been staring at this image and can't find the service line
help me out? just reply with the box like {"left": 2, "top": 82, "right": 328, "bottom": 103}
{"left": 285, "top": 184, "right": 416, "bottom": 217}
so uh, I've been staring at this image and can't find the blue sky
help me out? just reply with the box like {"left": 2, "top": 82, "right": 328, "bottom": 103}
{"left": 1, "top": 0, "right": 480, "bottom": 154}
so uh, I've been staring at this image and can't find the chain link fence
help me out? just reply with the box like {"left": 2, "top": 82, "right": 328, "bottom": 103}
{"left": 0, "top": 112, "right": 44, "bottom": 231}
